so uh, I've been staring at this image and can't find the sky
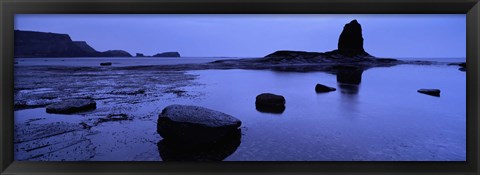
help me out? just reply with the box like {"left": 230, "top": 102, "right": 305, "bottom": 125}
{"left": 14, "top": 14, "right": 465, "bottom": 58}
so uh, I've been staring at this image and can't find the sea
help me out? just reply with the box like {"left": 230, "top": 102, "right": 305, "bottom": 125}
{"left": 13, "top": 57, "right": 466, "bottom": 161}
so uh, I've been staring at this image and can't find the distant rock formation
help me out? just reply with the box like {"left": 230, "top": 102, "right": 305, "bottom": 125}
{"left": 15, "top": 30, "right": 91, "bottom": 58}
{"left": 136, "top": 53, "right": 145, "bottom": 57}
{"left": 153, "top": 52, "right": 181, "bottom": 57}
{"left": 14, "top": 30, "right": 132, "bottom": 58}
{"left": 336, "top": 20, "right": 370, "bottom": 57}
{"left": 266, "top": 19, "right": 372, "bottom": 59}
{"left": 73, "top": 41, "right": 98, "bottom": 54}
{"left": 98, "top": 50, "right": 132, "bottom": 57}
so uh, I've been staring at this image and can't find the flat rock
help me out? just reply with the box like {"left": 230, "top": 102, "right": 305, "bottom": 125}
{"left": 157, "top": 105, "right": 241, "bottom": 146}
{"left": 255, "top": 93, "right": 286, "bottom": 113}
{"left": 100, "top": 62, "right": 112, "bottom": 66}
{"left": 315, "top": 84, "right": 336, "bottom": 93}
{"left": 46, "top": 99, "right": 96, "bottom": 114}
{"left": 417, "top": 89, "right": 441, "bottom": 97}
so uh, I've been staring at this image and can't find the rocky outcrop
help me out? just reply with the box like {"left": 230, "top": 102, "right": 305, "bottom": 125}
{"left": 153, "top": 52, "right": 181, "bottom": 57}
{"left": 418, "top": 89, "right": 441, "bottom": 97}
{"left": 14, "top": 30, "right": 91, "bottom": 58}
{"left": 315, "top": 84, "right": 336, "bottom": 93}
{"left": 14, "top": 30, "right": 132, "bottom": 58}
{"left": 73, "top": 41, "right": 98, "bottom": 54}
{"left": 157, "top": 105, "right": 242, "bottom": 147}
{"left": 46, "top": 98, "right": 96, "bottom": 114}
{"left": 335, "top": 20, "right": 370, "bottom": 57}
{"left": 255, "top": 93, "right": 286, "bottom": 114}
{"left": 98, "top": 50, "right": 132, "bottom": 57}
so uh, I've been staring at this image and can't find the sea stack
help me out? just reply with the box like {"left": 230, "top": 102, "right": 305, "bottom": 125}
{"left": 337, "top": 20, "right": 370, "bottom": 57}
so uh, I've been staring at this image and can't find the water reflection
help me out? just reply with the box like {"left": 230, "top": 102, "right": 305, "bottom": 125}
{"left": 157, "top": 129, "right": 242, "bottom": 161}
{"left": 336, "top": 69, "right": 363, "bottom": 95}
{"left": 255, "top": 105, "right": 286, "bottom": 114}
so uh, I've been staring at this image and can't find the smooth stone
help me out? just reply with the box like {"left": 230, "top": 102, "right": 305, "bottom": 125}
{"left": 417, "top": 89, "right": 441, "bottom": 97}
{"left": 46, "top": 98, "right": 96, "bottom": 114}
{"left": 255, "top": 93, "right": 286, "bottom": 114}
{"left": 315, "top": 84, "right": 336, "bottom": 93}
{"left": 100, "top": 62, "right": 112, "bottom": 66}
{"left": 157, "top": 105, "right": 241, "bottom": 147}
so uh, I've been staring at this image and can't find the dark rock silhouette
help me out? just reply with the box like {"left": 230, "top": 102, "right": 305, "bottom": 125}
{"left": 336, "top": 20, "right": 369, "bottom": 57}
{"left": 157, "top": 129, "right": 241, "bottom": 161}
{"left": 46, "top": 98, "right": 96, "bottom": 114}
{"left": 73, "top": 41, "right": 98, "bottom": 54}
{"left": 418, "top": 89, "right": 441, "bottom": 97}
{"left": 14, "top": 30, "right": 91, "bottom": 58}
{"left": 315, "top": 84, "right": 336, "bottom": 93}
{"left": 100, "top": 62, "right": 112, "bottom": 66}
{"left": 153, "top": 52, "right": 181, "bottom": 57}
{"left": 255, "top": 93, "right": 286, "bottom": 114}
{"left": 136, "top": 53, "right": 145, "bottom": 57}
{"left": 157, "top": 105, "right": 241, "bottom": 146}
{"left": 14, "top": 30, "right": 132, "bottom": 58}
{"left": 98, "top": 50, "right": 132, "bottom": 57}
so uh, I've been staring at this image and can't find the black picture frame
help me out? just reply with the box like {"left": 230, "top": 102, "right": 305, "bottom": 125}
{"left": 1, "top": 0, "right": 479, "bottom": 174}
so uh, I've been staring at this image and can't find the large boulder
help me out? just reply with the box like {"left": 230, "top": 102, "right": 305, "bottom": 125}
{"left": 255, "top": 93, "right": 286, "bottom": 114}
{"left": 315, "top": 84, "right": 336, "bottom": 93}
{"left": 337, "top": 20, "right": 370, "bottom": 57}
{"left": 46, "top": 99, "right": 96, "bottom": 114}
{"left": 157, "top": 105, "right": 241, "bottom": 147}
{"left": 417, "top": 89, "right": 441, "bottom": 97}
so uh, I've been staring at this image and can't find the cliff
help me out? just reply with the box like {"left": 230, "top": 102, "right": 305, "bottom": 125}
{"left": 14, "top": 30, "right": 132, "bottom": 58}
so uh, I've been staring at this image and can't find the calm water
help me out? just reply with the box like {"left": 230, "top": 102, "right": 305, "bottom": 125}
{"left": 14, "top": 57, "right": 466, "bottom": 161}
{"left": 179, "top": 65, "right": 466, "bottom": 161}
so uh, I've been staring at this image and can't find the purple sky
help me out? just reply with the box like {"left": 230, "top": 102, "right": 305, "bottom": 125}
{"left": 14, "top": 14, "right": 465, "bottom": 58}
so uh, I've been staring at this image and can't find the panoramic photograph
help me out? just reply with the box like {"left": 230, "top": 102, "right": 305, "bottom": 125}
{"left": 13, "top": 14, "right": 466, "bottom": 161}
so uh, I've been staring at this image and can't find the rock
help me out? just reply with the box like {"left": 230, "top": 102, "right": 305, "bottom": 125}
{"left": 46, "top": 98, "right": 96, "bottom": 114}
{"left": 136, "top": 53, "right": 144, "bottom": 57}
{"left": 14, "top": 30, "right": 133, "bottom": 58}
{"left": 14, "top": 30, "right": 92, "bottom": 58}
{"left": 255, "top": 93, "right": 286, "bottom": 113}
{"left": 315, "top": 84, "right": 336, "bottom": 93}
{"left": 337, "top": 20, "right": 369, "bottom": 57}
{"left": 157, "top": 129, "right": 241, "bottom": 161}
{"left": 98, "top": 50, "right": 132, "bottom": 57}
{"left": 153, "top": 52, "right": 181, "bottom": 57}
{"left": 73, "top": 41, "right": 98, "bottom": 54}
{"left": 417, "top": 89, "right": 441, "bottom": 97}
{"left": 100, "top": 62, "right": 112, "bottom": 66}
{"left": 157, "top": 105, "right": 241, "bottom": 147}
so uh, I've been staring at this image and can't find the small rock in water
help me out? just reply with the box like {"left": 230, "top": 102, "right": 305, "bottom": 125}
{"left": 157, "top": 105, "right": 242, "bottom": 147}
{"left": 100, "top": 62, "right": 112, "bottom": 66}
{"left": 255, "top": 93, "right": 286, "bottom": 114}
{"left": 315, "top": 84, "right": 336, "bottom": 93}
{"left": 417, "top": 89, "right": 441, "bottom": 97}
{"left": 46, "top": 98, "right": 97, "bottom": 114}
